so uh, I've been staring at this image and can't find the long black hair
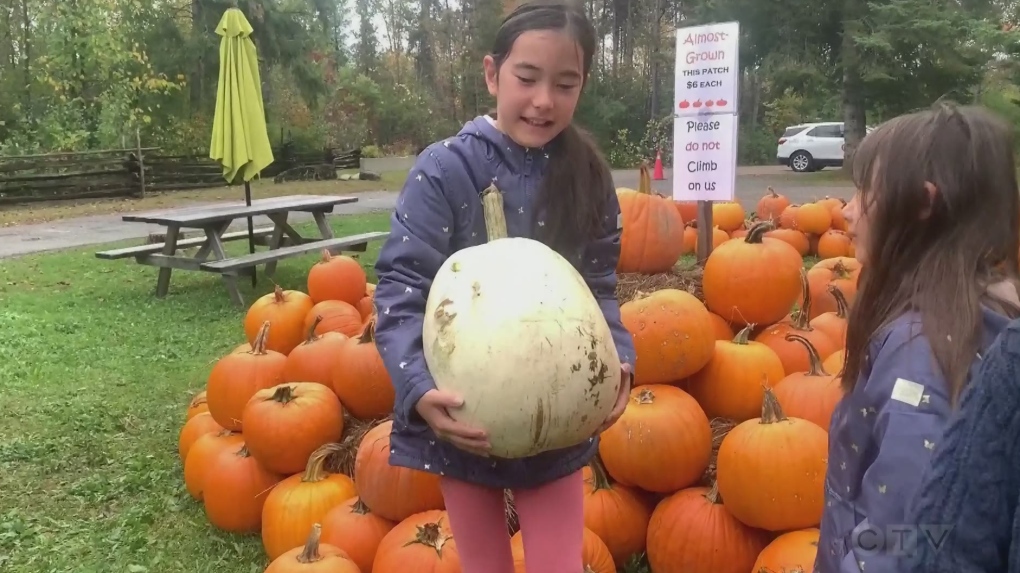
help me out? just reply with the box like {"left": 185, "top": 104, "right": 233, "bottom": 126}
{"left": 843, "top": 102, "right": 1020, "bottom": 403}
{"left": 490, "top": 1, "right": 614, "bottom": 255}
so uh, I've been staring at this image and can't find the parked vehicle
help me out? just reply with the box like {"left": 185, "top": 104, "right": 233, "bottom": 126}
{"left": 776, "top": 122, "right": 846, "bottom": 173}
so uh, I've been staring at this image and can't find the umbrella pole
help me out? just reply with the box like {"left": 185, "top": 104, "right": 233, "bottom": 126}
{"left": 245, "top": 181, "right": 256, "bottom": 287}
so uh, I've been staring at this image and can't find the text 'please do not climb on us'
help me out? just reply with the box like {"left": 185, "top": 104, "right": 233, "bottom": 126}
{"left": 672, "top": 20, "right": 740, "bottom": 203}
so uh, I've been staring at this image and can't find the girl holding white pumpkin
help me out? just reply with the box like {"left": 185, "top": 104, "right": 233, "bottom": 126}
{"left": 371, "top": 3, "right": 635, "bottom": 573}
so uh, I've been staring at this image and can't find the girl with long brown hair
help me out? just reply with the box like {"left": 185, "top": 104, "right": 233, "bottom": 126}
{"left": 815, "top": 102, "right": 1020, "bottom": 573}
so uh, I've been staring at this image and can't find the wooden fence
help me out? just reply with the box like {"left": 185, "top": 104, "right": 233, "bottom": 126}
{"left": 0, "top": 144, "right": 362, "bottom": 206}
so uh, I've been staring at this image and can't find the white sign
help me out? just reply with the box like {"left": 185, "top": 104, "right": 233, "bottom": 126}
{"left": 673, "top": 114, "right": 739, "bottom": 202}
{"left": 673, "top": 21, "right": 740, "bottom": 202}
{"left": 673, "top": 21, "right": 740, "bottom": 118}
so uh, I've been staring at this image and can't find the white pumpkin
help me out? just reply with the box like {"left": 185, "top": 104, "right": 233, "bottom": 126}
{"left": 422, "top": 186, "right": 622, "bottom": 459}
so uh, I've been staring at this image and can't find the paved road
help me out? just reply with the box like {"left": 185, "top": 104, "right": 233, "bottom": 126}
{"left": 0, "top": 166, "right": 852, "bottom": 259}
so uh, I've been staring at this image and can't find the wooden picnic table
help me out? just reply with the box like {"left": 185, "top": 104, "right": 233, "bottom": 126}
{"left": 95, "top": 194, "right": 389, "bottom": 306}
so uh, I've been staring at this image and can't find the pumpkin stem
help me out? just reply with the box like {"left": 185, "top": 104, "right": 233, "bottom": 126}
{"left": 744, "top": 220, "right": 775, "bottom": 243}
{"left": 766, "top": 185, "right": 779, "bottom": 198}
{"left": 588, "top": 454, "right": 613, "bottom": 491}
{"left": 831, "top": 260, "right": 851, "bottom": 279}
{"left": 638, "top": 161, "right": 652, "bottom": 194}
{"left": 351, "top": 497, "right": 372, "bottom": 515}
{"left": 636, "top": 388, "right": 655, "bottom": 404}
{"left": 359, "top": 318, "right": 377, "bottom": 344}
{"left": 784, "top": 333, "right": 829, "bottom": 377}
{"left": 189, "top": 392, "right": 207, "bottom": 410}
{"left": 272, "top": 285, "right": 286, "bottom": 303}
{"left": 792, "top": 268, "right": 813, "bottom": 330}
{"left": 829, "top": 284, "right": 850, "bottom": 319}
{"left": 732, "top": 324, "right": 755, "bottom": 345}
{"left": 250, "top": 321, "right": 272, "bottom": 355}
{"left": 320, "top": 249, "right": 332, "bottom": 263}
{"left": 304, "top": 315, "right": 324, "bottom": 344}
{"left": 237, "top": 443, "right": 253, "bottom": 458}
{"left": 703, "top": 481, "right": 722, "bottom": 504}
{"left": 480, "top": 184, "right": 509, "bottom": 242}
{"left": 300, "top": 442, "right": 343, "bottom": 483}
{"left": 296, "top": 523, "right": 325, "bottom": 564}
{"left": 759, "top": 386, "right": 788, "bottom": 424}
{"left": 269, "top": 384, "right": 298, "bottom": 405}
{"left": 407, "top": 521, "right": 451, "bottom": 554}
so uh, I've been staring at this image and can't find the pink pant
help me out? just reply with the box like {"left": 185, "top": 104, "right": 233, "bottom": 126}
{"left": 440, "top": 470, "right": 584, "bottom": 573}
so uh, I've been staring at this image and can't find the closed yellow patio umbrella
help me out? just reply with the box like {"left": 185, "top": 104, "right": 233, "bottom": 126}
{"left": 209, "top": 6, "right": 274, "bottom": 285}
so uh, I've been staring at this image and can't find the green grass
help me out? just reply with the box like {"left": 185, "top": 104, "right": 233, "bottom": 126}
{"left": 0, "top": 211, "right": 390, "bottom": 573}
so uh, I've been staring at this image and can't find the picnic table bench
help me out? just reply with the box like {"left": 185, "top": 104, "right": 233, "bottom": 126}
{"left": 95, "top": 194, "right": 389, "bottom": 306}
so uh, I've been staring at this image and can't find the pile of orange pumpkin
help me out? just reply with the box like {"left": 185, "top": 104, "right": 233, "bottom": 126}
{"left": 174, "top": 177, "right": 859, "bottom": 572}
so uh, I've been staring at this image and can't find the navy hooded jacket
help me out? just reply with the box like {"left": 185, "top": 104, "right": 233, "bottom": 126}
{"left": 371, "top": 115, "right": 636, "bottom": 489}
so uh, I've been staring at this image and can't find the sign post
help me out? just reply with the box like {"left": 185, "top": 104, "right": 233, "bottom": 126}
{"left": 672, "top": 21, "right": 740, "bottom": 264}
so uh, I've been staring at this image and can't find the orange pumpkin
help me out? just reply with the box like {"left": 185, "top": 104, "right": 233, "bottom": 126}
{"left": 242, "top": 382, "right": 345, "bottom": 475}
{"left": 581, "top": 456, "right": 652, "bottom": 564}
{"left": 620, "top": 289, "right": 715, "bottom": 384}
{"left": 244, "top": 286, "right": 315, "bottom": 355}
{"left": 806, "top": 256, "right": 860, "bottom": 317}
{"left": 202, "top": 442, "right": 285, "bottom": 533}
{"left": 205, "top": 321, "right": 287, "bottom": 431}
{"left": 307, "top": 250, "right": 368, "bottom": 306}
{"left": 283, "top": 316, "right": 350, "bottom": 387}
{"left": 321, "top": 497, "right": 396, "bottom": 573}
{"left": 178, "top": 411, "right": 224, "bottom": 461}
{"left": 598, "top": 385, "right": 712, "bottom": 493}
{"left": 183, "top": 429, "right": 243, "bottom": 500}
{"left": 332, "top": 319, "right": 396, "bottom": 420}
{"left": 265, "top": 524, "right": 360, "bottom": 573}
{"left": 773, "top": 334, "right": 844, "bottom": 432}
{"left": 754, "top": 269, "right": 839, "bottom": 374}
{"left": 823, "top": 348, "right": 845, "bottom": 374}
{"left": 780, "top": 204, "right": 799, "bottom": 229}
{"left": 702, "top": 221, "right": 804, "bottom": 326}
{"left": 694, "top": 225, "right": 731, "bottom": 253}
{"left": 646, "top": 484, "right": 770, "bottom": 573}
{"left": 794, "top": 201, "right": 832, "bottom": 234}
{"left": 816, "top": 229, "right": 853, "bottom": 258}
{"left": 706, "top": 312, "right": 734, "bottom": 340}
{"left": 687, "top": 325, "right": 786, "bottom": 422}
{"left": 765, "top": 227, "right": 810, "bottom": 256}
{"left": 756, "top": 186, "right": 790, "bottom": 222}
{"left": 356, "top": 294, "right": 375, "bottom": 321}
{"left": 752, "top": 528, "right": 821, "bottom": 573}
{"left": 716, "top": 388, "right": 827, "bottom": 531}
{"left": 373, "top": 510, "right": 461, "bottom": 573}
{"left": 186, "top": 390, "right": 209, "bottom": 420}
{"left": 616, "top": 162, "right": 686, "bottom": 273}
{"left": 354, "top": 421, "right": 446, "bottom": 522}
{"left": 711, "top": 201, "right": 746, "bottom": 232}
{"left": 809, "top": 285, "right": 850, "bottom": 348}
{"left": 305, "top": 300, "right": 364, "bottom": 338}
{"left": 303, "top": 295, "right": 365, "bottom": 336}
{"left": 509, "top": 527, "right": 615, "bottom": 573}
{"left": 262, "top": 443, "right": 359, "bottom": 560}
{"left": 681, "top": 223, "right": 697, "bottom": 254}
{"left": 674, "top": 200, "right": 699, "bottom": 224}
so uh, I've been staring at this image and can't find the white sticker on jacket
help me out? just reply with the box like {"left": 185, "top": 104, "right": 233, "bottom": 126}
{"left": 616, "top": 213, "right": 623, "bottom": 230}
{"left": 891, "top": 378, "right": 924, "bottom": 407}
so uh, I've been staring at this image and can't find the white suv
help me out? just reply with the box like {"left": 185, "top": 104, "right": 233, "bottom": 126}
{"left": 777, "top": 122, "right": 846, "bottom": 173}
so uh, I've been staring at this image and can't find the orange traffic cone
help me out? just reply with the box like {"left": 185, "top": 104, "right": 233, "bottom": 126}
{"left": 653, "top": 150, "right": 665, "bottom": 180}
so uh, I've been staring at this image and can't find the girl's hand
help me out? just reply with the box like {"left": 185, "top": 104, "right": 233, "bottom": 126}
{"left": 594, "top": 364, "right": 632, "bottom": 436}
{"left": 415, "top": 389, "right": 491, "bottom": 456}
